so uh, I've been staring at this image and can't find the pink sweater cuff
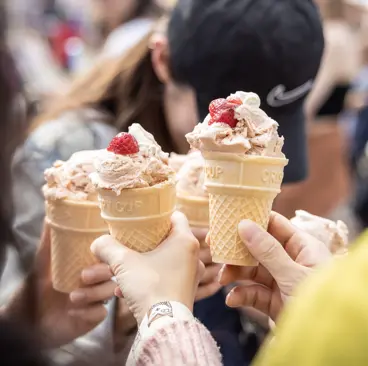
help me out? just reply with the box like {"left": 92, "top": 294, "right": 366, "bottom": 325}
{"left": 133, "top": 319, "right": 222, "bottom": 366}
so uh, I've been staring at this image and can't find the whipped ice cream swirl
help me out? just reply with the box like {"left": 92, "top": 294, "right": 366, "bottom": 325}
{"left": 90, "top": 124, "right": 175, "bottom": 194}
{"left": 43, "top": 150, "right": 100, "bottom": 201}
{"left": 176, "top": 151, "right": 208, "bottom": 198}
{"left": 186, "top": 91, "right": 285, "bottom": 157}
{"left": 169, "top": 153, "right": 188, "bottom": 173}
{"left": 291, "top": 210, "right": 349, "bottom": 254}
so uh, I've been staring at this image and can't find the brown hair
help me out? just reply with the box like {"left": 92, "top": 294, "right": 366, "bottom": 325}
{"left": 34, "top": 32, "right": 177, "bottom": 153}
{"left": 0, "top": 4, "right": 28, "bottom": 249}
{"left": 129, "top": 0, "right": 163, "bottom": 22}
{"left": 0, "top": 1, "right": 42, "bottom": 340}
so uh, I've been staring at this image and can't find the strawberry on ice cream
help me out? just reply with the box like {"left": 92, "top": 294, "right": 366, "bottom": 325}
{"left": 186, "top": 91, "right": 284, "bottom": 157}
{"left": 90, "top": 124, "right": 175, "bottom": 194}
{"left": 43, "top": 150, "right": 100, "bottom": 201}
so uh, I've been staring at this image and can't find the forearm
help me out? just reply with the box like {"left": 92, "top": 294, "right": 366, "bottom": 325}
{"left": 2, "top": 273, "right": 39, "bottom": 327}
{"left": 128, "top": 302, "right": 222, "bottom": 366}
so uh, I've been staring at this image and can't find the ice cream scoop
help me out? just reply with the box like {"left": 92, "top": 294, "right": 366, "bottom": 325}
{"left": 186, "top": 91, "right": 284, "bottom": 157}
{"left": 176, "top": 151, "right": 208, "bottom": 198}
{"left": 169, "top": 153, "right": 188, "bottom": 173}
{"left": 175, "top": 151, "right": 209, "bottom": 228}
{"left": 291, "top": 210, "right": 349, "bottom": 254}
{"left": 90, "top": 124, "right": 175, "bottom": 194}
{"left": 43, "top": 150, "right": 100, "bottom": 201}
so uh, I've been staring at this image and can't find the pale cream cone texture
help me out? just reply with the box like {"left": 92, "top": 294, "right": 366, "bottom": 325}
{"left": 46, "top": 199, "right": 108, "bottom": 293}
{"left": 176, "top": 194, "right": 209, "bottom": 228}
{"left": 97, "top": 182, "right": 176, "bottom": 253}
{"left": 202, "top": 151, "right": 288, "bottom": 266}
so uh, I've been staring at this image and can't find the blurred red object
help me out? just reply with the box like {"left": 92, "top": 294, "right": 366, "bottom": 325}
{"left": 49, "top": 21, "right": 80, "bottom": 69}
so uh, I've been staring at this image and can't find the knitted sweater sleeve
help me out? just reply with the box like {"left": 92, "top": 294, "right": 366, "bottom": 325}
{"left": 128, "top": 319, "right": 222, "bottom": 366}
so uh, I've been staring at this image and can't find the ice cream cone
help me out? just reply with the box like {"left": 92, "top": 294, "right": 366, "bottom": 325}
{"left": 97, "top": 182, "right": 176, "bottom": 252}
{"left": 46, "top": 199, "right": 108, "bottom": 293}
{"left": 176, "top": 194, "right": 209, "bottom": 228}
{"left": 203, "top": 151, "right": 288, "bottom": 266}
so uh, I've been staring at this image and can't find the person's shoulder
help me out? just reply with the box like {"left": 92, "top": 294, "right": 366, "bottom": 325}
{"left": 295, "top": 243, "right": 368, "bottom": 309}
{"left": 19, "top": 108, "right": 118, "bottom": 162}
{"left": 255, "top": 247, "right": 368, "bottom": 365}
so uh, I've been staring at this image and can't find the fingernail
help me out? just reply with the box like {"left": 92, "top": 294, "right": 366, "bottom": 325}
{"left": 238, "top": 220, "right": 259, "bottom": 245}
{"left": 205, "top": 233, "right": 210, "bottom": 246}
{"left": 226, "top": 288, "right": 239, "bottom": 307}
{"left": 81, "top": 269, "right": 95, "bottom": 283}
{"left": 225, "top": 291, "right": 234, "bottom": 307}
{"left": 217, "top": 266, "right": 225, "bottom": 282}
{"left": 70, "top": 291, "right": 86, "bottom": 303}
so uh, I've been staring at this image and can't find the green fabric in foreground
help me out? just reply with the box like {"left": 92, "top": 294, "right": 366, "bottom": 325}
{"left": 254, "top": 230, "right": 368, "bottom": 366}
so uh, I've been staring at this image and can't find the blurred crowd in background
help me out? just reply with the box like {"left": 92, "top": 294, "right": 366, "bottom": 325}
{"left": 2, "top": 0, "right": 368, "bottom": 365}
{"left": 5, "top": 0, "right": 173, "bottom": 106}
{"left": 5, "top": 0, "right": 368, "bottom": 253}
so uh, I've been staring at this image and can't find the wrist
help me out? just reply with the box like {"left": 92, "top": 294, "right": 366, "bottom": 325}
{"left": 137, "top": 298, "right": 193, "bottom": 325}
{"left": 130, "top": 301, "right": 194, "bottom": 363}
{"left": 145, "top": 301, "right": 193, "bottom": 328}
{"left": 148, "top": 296, "right": 194, "bottom": 315}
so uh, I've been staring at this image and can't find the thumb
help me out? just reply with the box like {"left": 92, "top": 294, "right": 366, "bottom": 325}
{"left": 238, "top": 220, "right": 299, "bottom": 280}
{"left": 170, "top": 211, "right": 191, "bottom": 233}
{"left": 91, "top": 235, "right": 134, "bottom": 269}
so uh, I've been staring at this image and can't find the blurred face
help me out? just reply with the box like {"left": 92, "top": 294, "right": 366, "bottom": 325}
{"left": 151, "top": 31, "right": 198, "bottom": 153}
{"left": 90, "top": 0, "right": 138, "bottom": 34}
{"left": 163, "top": 83, "right": 198, "bottom": 153}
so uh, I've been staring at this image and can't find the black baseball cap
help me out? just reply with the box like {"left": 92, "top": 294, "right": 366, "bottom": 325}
{"left": 168, "top": 0, "right": 324, "bottom": 183}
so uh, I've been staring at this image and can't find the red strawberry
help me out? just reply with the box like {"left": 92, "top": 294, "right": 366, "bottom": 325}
{"left": 208, "top": 97, "right": 242, "bottom": 127}
{"left": 209, "top": 109, "right": 237, "bottom": 128}
{"left": 107, "top": 132, "right": 139, "bottom": 155}
{"left": 209, "top": 98, "right": 228, "bottom": 117}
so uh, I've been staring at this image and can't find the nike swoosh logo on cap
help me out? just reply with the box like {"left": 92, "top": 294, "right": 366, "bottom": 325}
{"left": 267, "top": 80, "right": 314, "bottom": 107}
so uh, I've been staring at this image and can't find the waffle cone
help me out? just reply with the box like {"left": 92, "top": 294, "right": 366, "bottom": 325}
{"left": 46, "top": 199, "right": 108, "bottom": 293}
{"left": 97, "top": 182, "right": 176, "bottom": 252}
{"left": 176, "top": 194, "right": 209, "bottom": 228}
{"left": 203, "top": 151, "right": 288, "bottom": 266}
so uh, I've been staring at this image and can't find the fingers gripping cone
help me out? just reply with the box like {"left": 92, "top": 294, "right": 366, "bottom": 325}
{"left": 203, "top": 151, "right": 288, "bottom": 266}
{"left": 97, "top": 183, "right": 176, "bottom": 252}
{"left": 46, "top": 200, "right": 108, "bottom": 293}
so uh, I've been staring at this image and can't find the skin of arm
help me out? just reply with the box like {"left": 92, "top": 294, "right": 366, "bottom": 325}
{"left": 305, "top": 23, "right": 360, "bottom": 121}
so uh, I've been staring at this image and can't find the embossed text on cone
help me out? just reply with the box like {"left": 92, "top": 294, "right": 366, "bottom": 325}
{"left": 203, "top": 151, "right": 288, "bottom": 266}
{"left": 46, "top": 200, "right": 108, "bottom": 293}
{"left": 97, "top": 183, "right": 176, "bottom": 252}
